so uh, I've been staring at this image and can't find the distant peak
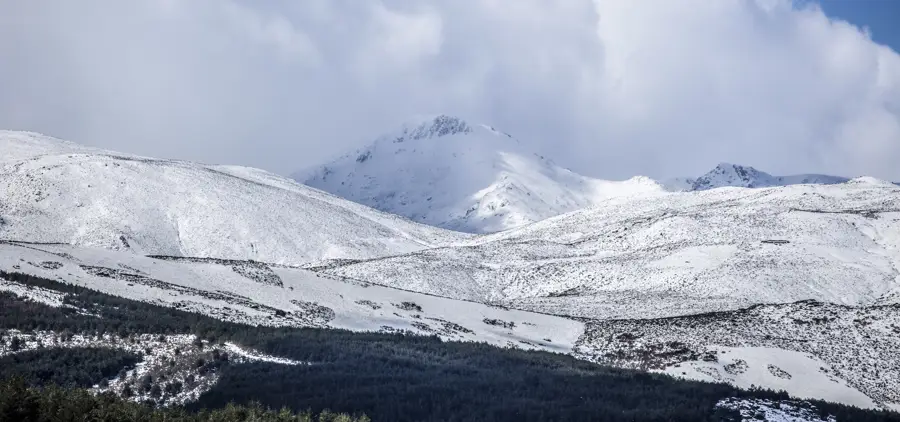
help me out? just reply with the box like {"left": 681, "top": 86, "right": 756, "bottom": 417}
{"left": 692, "top": 162, "right": 773, "bottom": 190}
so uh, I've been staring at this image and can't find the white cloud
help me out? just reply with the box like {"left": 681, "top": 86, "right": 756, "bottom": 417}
{"left": 368, "top": 3, "right": 443, "bottom": 67}
{"left": 218, "top": 1, "right": 321, "bottom": 64}
{"left": 0, "top": 0, "right": 897, "bottom": 180}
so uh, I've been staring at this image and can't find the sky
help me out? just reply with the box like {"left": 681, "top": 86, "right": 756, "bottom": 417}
{"left": 815, "top": 0, "right": 900, "bottom": 50}
{"left": 0, "top": 0, "right": 898, "bottom": 181}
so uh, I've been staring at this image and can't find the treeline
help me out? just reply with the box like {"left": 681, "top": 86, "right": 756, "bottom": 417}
{"left": 0, "top": 271, "right": 233, "bottom": 337}
{"left": 0, "top": 377, "right": 369, "bottom": 422}
{"left": 3, "top": 271, "right": 900, "bottom": 421}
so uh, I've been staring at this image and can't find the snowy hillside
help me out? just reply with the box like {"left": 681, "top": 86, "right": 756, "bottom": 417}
{"left": 0, "top": 241, "right": 582, "bottom": 354}
{"left": 3, "top": 240, "right": 897, "bottom": 410}
{"left": 0, "top": 131, "right": 468, "bottom": 264}
{"left": 298, "top": 115, "right": 665, "bottom": 233}
{"left": 317, "top": 179, "right": 900, "bottom": 320}
{"left": 672, "top": 163, "right": 850, "bottom": 191}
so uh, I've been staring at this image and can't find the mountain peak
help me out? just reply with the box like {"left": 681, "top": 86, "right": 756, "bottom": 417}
{"left": 389, "top": 114, "right": 475, "bottom": 142}
{"left": 713, "top": 162, "right": 763, "bottom": 176}
{"left": 299, "top": 118, "right": 664, "bottom": 233}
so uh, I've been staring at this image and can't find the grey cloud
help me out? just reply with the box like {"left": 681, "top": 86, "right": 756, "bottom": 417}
{"left": 0, "top": 0, "right": 898, "bottom": 180}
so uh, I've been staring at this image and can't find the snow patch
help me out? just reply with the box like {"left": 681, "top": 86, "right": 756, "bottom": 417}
{"left": 662, "top": 346, "right": 877, "bottom": 409}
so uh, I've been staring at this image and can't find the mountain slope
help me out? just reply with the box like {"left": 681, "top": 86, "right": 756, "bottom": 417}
{"left": 0, "top": 131, "right": 468, "bottom": 264}
{"left": 574, "top": 300, "right": 900, "bottom": 410}
{"left": 298, "top": 115, "right": 665, "bottom": 233}
{"left": 317, "top": 178, "right": 900, "bottom": 319}
{"left": 0, "top": 241, "right": 582, "bottom": 353}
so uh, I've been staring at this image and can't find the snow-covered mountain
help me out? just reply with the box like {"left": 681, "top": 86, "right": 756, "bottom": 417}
{"left": 298, "top": 115, "right": 665, "bottom": 233}
{"left": 298, "top": 117, "right": 868, "bottom": 233}
{"left": 0, "top": 131, "right": 468, "bottom": 264}
{"left": 3, "top": 129, "right": 900, "bottom": 411}
{"left": 317, "top": 178, "right": 900, "bottom": 320}
{"left": 671, "top": 163, "right": 850, "bottom": 191}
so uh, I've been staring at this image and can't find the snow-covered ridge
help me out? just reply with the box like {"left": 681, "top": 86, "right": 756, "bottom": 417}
{"left": 299, "top": 115, "right": 667, "bottom": 233}
{"left": 0, "top": 130, "right": 115, "bottom": 163}
{"left": 0, "top": 131, "right": 469, "bottom": 265}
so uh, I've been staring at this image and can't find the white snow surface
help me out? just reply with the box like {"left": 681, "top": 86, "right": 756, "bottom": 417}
{"left": 0, "top": 241, "right": 583, "bottom": 354}
{"left": 0, "top": 131, "right": 468, "bottom": 265}
{"left": 663, "top": 346, "right": 876, "bottom": 409}
{"left": 298, "top": 115, "right": 666, "bottom": 233}
{"left": 321, "top": 181, "right": 900, "bottom": 319}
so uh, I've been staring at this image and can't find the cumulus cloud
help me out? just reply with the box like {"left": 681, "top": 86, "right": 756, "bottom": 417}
{"left": 0, "top": 0, "right": 897, "bottom": 180}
